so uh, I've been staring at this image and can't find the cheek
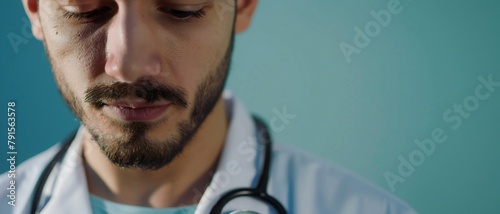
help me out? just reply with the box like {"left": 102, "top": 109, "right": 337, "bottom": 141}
{"left": 43, "top": 23, "right": 108, "bottom": 102}
{"left": 41, "top": 4, "right": 107, "bottom": 83}
{"left": 163, "top": 20, "right": 232, "bottom": 102}
{"left": 47, "top": 28, "right": 106, "bottom": 79}
{"left": 46, "top": 40, "right": 107, "bottom": 120}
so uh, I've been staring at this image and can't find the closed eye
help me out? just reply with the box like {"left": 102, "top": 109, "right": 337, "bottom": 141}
{"left": 61, "top": 6, "right": 206, "bottom": 23}
{"left": 159, "top": 8, "right": 207, "bottom": 20}
{"left": 62, "top": 7, "right": 112, "bottom": 21}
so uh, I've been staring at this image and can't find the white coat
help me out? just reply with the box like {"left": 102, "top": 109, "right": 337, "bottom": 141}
{"left": 0, "top": 92, "right": 416, "bottom": 214}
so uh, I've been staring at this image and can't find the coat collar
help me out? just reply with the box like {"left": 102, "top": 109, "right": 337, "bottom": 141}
{"left": 41, "top": 124, "right": 92, "bottom": 214}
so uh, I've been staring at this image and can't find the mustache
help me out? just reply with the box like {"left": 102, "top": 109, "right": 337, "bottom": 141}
{"left": 84, "top": 80, "right": 188, "bottom": 109}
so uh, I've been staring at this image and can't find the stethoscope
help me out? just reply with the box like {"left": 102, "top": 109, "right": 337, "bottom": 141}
{"left": 30, "top": 116, "right": 287, "bottom": 214}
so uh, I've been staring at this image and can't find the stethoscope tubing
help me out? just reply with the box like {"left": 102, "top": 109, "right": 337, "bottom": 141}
{"left": 30, "top": 116, "right": 287, "bottom": 214}
{"left": 209, "top": 116, "right": 287, "bottom": 214}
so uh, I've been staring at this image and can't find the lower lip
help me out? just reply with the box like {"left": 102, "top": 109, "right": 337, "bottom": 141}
{"left": 104, "top": 105, "right": 169, "bottom": 122}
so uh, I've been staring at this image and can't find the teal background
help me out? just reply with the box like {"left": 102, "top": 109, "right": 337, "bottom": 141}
{"left": 1, "top": 0, "right": 499, "bottom": 213}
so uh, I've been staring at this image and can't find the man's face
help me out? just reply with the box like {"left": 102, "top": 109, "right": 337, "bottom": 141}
{"left": 36, "top": 0, "right": 237, "bottom": 170}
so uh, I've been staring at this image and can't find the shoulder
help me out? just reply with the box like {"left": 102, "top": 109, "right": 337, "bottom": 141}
{"left": 0, "top": 144, "right": 61, "bottom": 213}
{"left": 269, "top": 143, "right": 417, "bottom": 214}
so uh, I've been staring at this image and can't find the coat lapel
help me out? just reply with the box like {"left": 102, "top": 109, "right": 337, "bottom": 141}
{"left": 195, "top": 93, "right": 270, "bottom": 213}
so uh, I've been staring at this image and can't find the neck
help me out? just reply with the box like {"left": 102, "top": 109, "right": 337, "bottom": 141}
{"left": 82, "top": 97, "right": 228, "bottom": 207}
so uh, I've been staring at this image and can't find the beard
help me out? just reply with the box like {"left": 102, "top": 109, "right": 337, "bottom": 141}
{"left": 48, "top": 33, "right": 234, "bottom": 171}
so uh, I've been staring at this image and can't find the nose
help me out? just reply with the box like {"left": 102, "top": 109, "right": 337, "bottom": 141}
{"left": 104, "top": 5, "right": 162, "bottom": 83}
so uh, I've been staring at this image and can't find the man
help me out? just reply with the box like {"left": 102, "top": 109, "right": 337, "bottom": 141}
{"left": 1, "top": 0, "right": 416, "bottom": 213}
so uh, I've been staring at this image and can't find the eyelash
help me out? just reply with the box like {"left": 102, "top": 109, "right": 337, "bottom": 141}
{"left": 62, "top": 7, "right": 206, "bottom": 22}
{"left": 62, "top": 7, "right": 111, "bottom": 21}
{"left": 165, "top": 8, "right": 207, "bottom": 20}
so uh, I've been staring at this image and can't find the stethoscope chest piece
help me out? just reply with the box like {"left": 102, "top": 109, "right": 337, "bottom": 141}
{"left": 229, "top": 211, "right": 260, "bottom": 214}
